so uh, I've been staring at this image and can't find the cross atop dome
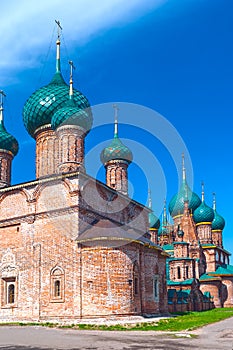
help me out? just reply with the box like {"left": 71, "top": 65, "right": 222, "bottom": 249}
{"left": 113, "top": 103, "right": 119, "bottom": 138}
{"left": 0, "top": 90, "right": 6, "bottom": 122}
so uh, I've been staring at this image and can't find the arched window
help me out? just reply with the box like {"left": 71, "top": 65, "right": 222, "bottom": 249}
{"left": 8, "top": 284, "right": 15, "bottom": 304}
{"left": 54, "top": 280, "right": 61, "bottom": 297}
{"left": 50, "top": 266, "right": 64, "bottom": 302}
{"left": 186, "top": 266, "right": 189, "bottom": 279}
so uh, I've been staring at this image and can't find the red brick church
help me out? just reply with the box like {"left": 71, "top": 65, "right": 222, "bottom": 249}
{"left": 0, "top": 25, "right": 232, "bottom": 323}
{"left": 0, "top": 27, "right": 168, "bottom": 322}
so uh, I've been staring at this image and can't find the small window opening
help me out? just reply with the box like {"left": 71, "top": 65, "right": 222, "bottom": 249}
{"left": 54, "top": 280, "right": 61, "bottom": 297}
{"left": 177, "top": 266, "right": 181, "bottom": 279}
{"left": 8, "top": 284, "right": 15, "bottom": 304}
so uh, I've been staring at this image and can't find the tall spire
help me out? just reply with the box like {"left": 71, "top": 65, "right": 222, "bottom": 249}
{"left": 213, "top": 192, "right": 216, "bottom": 211}
{"left": 201, "top": 181, "right": 205, "bottom": 202}
{"left": 0, "top": 90, "right": 6, "bottom": 124}
{"left": 162, "top": 199, "right": 168, "bottom": 226}
{"left": 55, "top": 20, "right": 62, "bottom": 72}
{"left": 68, "top": 60, "right": 75, "bottom": 99}
{"left": 182, "top": 153, "right": 186, "bottom": 182}
{"left": 113, "top": 104, "right": 119, "bottom": 138}
{"left": 148, "top": 188, "right": 152, "bottom": 209}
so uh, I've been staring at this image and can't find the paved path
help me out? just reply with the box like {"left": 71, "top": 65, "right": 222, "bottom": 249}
{"left": 0, "top": 317, "right": 232, "bottom": 350}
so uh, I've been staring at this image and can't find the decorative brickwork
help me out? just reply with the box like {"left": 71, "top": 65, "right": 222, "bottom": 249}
{"left": 0, "top": 173, "right": 168, "bottom": 322}
{"left": 56, "top": 125, "right": 85, "bottom": 173}
{"left": 0, "top": 150, "right": 13, "bottom": 188}
{"left": 105, "top": 160, "right": 129, "bottom": 195}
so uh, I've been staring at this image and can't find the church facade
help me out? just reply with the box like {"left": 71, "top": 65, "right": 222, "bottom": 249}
{"left": 148, "top": 157, "right": 233, "bottom": 312}
{"left": 0, "top": 26, "right": 232, "bottom": 323}
{"left": 0, "top": 30, "right": 168, "bottom": 322}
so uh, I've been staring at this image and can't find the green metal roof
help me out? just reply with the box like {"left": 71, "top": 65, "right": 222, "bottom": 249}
{"left": 169, "top": 179, "right": 201, "bottom": 217}
{"left": 167, "top": 278, "right": 195, "bottom": 286}
{"left": 193, "top": 201, "right": 214, "bottom": 224}
{"left": 163, "top": 244, "right": 174, "bottom": 251}
{"left": 100, "top": 136, "right": 133, "bottom": 165}
{"left": 23, "top": 72, "right": 90, "bottom": 138}
{"left": 199, "top": 273, "right": 220, "bottom": 281}
{"left": 209, "top": 265, "right": 233, "bottom": 276}
{"left": 51, "top": 97, "right": 93, "bottom": 133}
{"left": 0, "top": 121, "right": 19, "bottom": 156}
{"left": 212, "top": 209, "right": 225, "bottom": 231}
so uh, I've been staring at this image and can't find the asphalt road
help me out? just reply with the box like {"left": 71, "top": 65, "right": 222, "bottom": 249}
{"left": 0, "top": 317, "right": 232, "bottom": 350}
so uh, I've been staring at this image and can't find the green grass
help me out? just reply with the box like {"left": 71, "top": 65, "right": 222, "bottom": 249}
{"left": 62, "top": 308, "right": 233, "bottom": 332}
{"left": 0, "top": 308, "right": 233, "bottom": 332}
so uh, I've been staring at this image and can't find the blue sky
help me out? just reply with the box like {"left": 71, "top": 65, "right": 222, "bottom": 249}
{"left": 1, "top": 0, "right": 233, "bottom": 259}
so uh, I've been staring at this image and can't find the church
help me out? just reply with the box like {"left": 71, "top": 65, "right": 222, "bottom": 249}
{"left": 0, "top": 26, "right": 168, "bottom": 322}
{"left": 148, "top": 157, "right": 233, "bottom": 312}
{"left": 0, "top": 24, "right": 232, "bottom": 323}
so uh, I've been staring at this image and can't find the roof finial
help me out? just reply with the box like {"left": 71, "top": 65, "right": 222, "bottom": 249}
{"left": 163, "top": 199, "right": 168, "bottom": 225}
{"left": 182, "top": 153, "right": 186, "bottom": 181}
{"left": 55, "top": 20, "right": 62, "bottom": 72}
{"left": 0, "top": 90, "right": 6, "bottom": 124}
{"left": 201, "top": 181, "right": 205, "bottom": 202}
{"left": 68, "top": 60, "right": 75, "bottom": 98}
{"left": 113, "top": 104, "right": 119, "bottom": 138}
{"left": 213, "top": 192, "right": 216, "bottom": 211}
{"left": 148, "top": 188, "right": 152, "bottom": 209}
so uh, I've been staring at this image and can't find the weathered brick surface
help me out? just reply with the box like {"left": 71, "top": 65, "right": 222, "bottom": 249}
{"left": 0, "top": 151, "right": 13, "bottom": 188}
{"left": 0, "top": 173, "right": 167, "bottom": 322}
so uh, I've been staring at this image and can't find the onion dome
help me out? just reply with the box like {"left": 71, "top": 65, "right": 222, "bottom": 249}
{"left": 212, "top": 193, "right": 225, "bottom": 231}
{"left": 100, "top": 105, "right": 133, "bottom": 165}
{"left": 0, "top": 92, "right": 18, "bottom": 156}
{"left": 51, "top": 61, "right": 92, "bottom": 133}
{"left": 23, "top": 27, "right": 90, "bottom": 138}
{"left": 169, "top": 155, "right": 201, "bottom": 217}
{"left": 148, "top": 189, "right": 160, "bottom": 229}
{"left": 193, "top": 183, "right": 214, "bottom": 224}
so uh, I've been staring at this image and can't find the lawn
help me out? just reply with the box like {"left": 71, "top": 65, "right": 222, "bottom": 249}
{"left": 70, "top": 308, "right": 233, "bottom": 332}
{"left": 1, "top": 308, "right": 233, "bottom": 332}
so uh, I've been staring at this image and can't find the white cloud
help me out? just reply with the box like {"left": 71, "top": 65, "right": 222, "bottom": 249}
{"left": 0, "top": 0, "right": 167, "bottom": 85}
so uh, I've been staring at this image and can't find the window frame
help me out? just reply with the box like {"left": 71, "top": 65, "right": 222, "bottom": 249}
{"left": 50, "top": 267, "right": 65, "bottom": 303}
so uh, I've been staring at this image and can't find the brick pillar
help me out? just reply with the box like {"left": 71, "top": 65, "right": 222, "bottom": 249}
{"left": 212, "top": 230, "right": 223, "bottom": 248}
{"left": 35, "top": 126, "right": 59, "bottom": 178}
{"left": 57, "top": 125, "right": 85, "bottom": 173}
{"left": 0, "top": 150, "right": 13, "bottom": 188}
{"left": 149, "top": 228, "right": 158, "bottom": 245}
{"left": 196, "top": 223, "right": 212, "bottom": 244}
{"left": 105, "top": 160, "right": 129, "bottom": 195}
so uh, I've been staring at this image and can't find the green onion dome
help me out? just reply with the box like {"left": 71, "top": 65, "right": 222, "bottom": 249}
{"left": 148, "top": 211, "right": 160, "bottom": 229}
{"left": 23, "top": 72, "right": 91, "bottom": 138}
{"left": 51, "top": 97, "right": 93, "bottom": 133}
{"left": 212, "top": 210, "right": 225, "bottom": 231}
{"left": 169, "top": 180, "right": 201, "bottom": 218}
{"left": 0, "top": 121, "right": 19, "bottom": 156}
{"left": 100, "top": 136, "right": 133, "bottom": 165}
{"left": 193, "top": 201, "right": 214, "bottom": 224}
